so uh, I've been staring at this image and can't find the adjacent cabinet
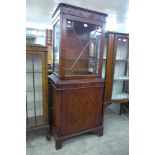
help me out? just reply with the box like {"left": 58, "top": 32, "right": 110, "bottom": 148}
{"left": 26, "top": 44, "right": 48, "bottom": 130}
{"left": 102, "top": 32, "right": 129, "bottom": 108}
{"left": 49, "top": 3, "right": 107, "bottom": 149}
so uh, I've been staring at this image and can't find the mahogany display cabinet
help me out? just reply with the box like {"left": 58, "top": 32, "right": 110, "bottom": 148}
{"left": 102, "top": 32, "right": 129, "bottom": 111}
{"left": 48, "top": 3, "right": 108, "bottom": 149}
{"left": 26, "top": 44, "right": 48, "bottom": 131}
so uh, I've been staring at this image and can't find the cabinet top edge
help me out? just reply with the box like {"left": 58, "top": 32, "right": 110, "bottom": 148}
{"left": 52, "top": 3, "right": 108, "bottom": 18}
{"left": 48, "top": 74, "right": 104, "bottom": 85}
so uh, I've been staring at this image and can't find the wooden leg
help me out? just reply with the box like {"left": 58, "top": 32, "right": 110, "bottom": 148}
{"left": 89, "top": 130, "right": 97, "bottom": 135}
{"left": 97, "top": 128, "right": 103, "bottom": 137}
{"left": 89, "top": 128, "right": 103, "bottom": 137}
{"left": 55, "top": 139, "right": 64, "bottom": 150}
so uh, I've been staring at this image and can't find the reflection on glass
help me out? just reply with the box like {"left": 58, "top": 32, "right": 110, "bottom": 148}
{"left": 53, "top": 20, "right": 60, "bottom": 74}
{"left": 65, "top": 20, "right": 102, "bottom": 76}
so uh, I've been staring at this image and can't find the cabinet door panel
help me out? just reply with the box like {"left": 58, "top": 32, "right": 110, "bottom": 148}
{"left": 26, "top": 49, "right": 48, "bottom": 129}
{"left": 111, "top": 35, "right": 129, "bottom": 101}
{"left": 61, "top": 87, "right": 103, "bottom": 135}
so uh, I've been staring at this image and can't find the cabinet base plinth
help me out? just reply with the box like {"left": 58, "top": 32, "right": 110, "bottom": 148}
{"left": 53, "top": 126, "right": 104, "bottom": 150}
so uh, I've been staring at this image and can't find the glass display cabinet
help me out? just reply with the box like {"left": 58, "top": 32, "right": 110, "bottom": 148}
{"left": 26, "top": 44, "right": 48, "bottom": 131}
{"left": 49, "top": 3, "right": 107, "bottom": 149}
{"left": 103, "top": 32, "right": 129, "bottom": 109}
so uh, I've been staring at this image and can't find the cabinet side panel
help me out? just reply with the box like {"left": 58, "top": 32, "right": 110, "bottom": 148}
{"left": 52, "top": 87, "right": 61, "bottom": 134}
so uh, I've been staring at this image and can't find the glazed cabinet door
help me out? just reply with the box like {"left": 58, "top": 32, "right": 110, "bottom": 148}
{"left": 111, "top": 35, "right": 129, "bottom": 101}
{"left": 26, "top": 53, "right": 48, "bottom": 129}
{"left": 64, "top": 19, "right": 101, "bottom": 76}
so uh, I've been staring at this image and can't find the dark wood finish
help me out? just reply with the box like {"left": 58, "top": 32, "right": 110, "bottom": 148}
{"left": 52, "top": 3, "right": 107, "bottom": 22}
{"left": 104, "top": 34, "right": 115, "bottom": 102}
{"left": 61, "top": 17, "right": 104, "bottom": 80}
{"left": 48, "top": 80, "right": 53, "bottom": 130}
{"left": 49, "top": 75, "right": 104, "bottom": 134}
{"left": 26, "top": 44, "right": 49, "bottom": 131}
{"left": 50, "top": 3, "right": 107, "bottom": 149}
{"left": 52, "top": 3, "right": 107, "bottom": 80}
{"left": 103, "top": 32, "right": 129, "bottom": 108}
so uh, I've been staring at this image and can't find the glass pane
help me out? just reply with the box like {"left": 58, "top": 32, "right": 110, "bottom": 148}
{"left": 34, "top": 55, "right": 42, "bottom": 72}
{"left": 34, "top": 73, "right": 43, "bottom": 124}
{"left": 27, "top": 92, "right": 35, "bottom": 126}
{"left": 26, "top": 55, "right": 33, "bottom": 72}
{"left": 53, "top": 20, "right": 60, "bottom": 74}
{"left": 113, "top": 61, "right": 127, "bottom": 79}
{"left": 35, "top": 92, "right": 43, "bottom": 124}
{"left": 103, "top": 36, "right": 107, "bottom": 59}
{"left": 102, "top": 60, "right": 106, "bottom": 79}
{"left": 115, "top": 37, "right": 128, "bottom": 60}
{"left": 112, "top": 81, "right": 129, "bottom": 99}
{"left": 34, "top": 73, "right": 42, "bottom": 91}
{"left": 26, "top": 73, "right": 33, "bottom": 92}
{"left": 102, "top": 37, "right": 107, "bottom": 79}
{"left": 64, "top": 19, "right": 102, "bottom": 76}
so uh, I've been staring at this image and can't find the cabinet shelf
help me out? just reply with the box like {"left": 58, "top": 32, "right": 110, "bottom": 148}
{"left": 27, "top": 109, "right": 43, "bottom": 118}
{"left": 65, "top": 57, "right": 98, "bottom": 60}
{"left": 114, "top": 76, "right": 129, "bottom": 80}
{"left": 112, "top": 92, "right": 129, "bottom": 100}
{"left": 26, "top": 71, "right": 42, "bottom": 73}
{"left": 26, "top": 90, "right": 42, "bottom": 93}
